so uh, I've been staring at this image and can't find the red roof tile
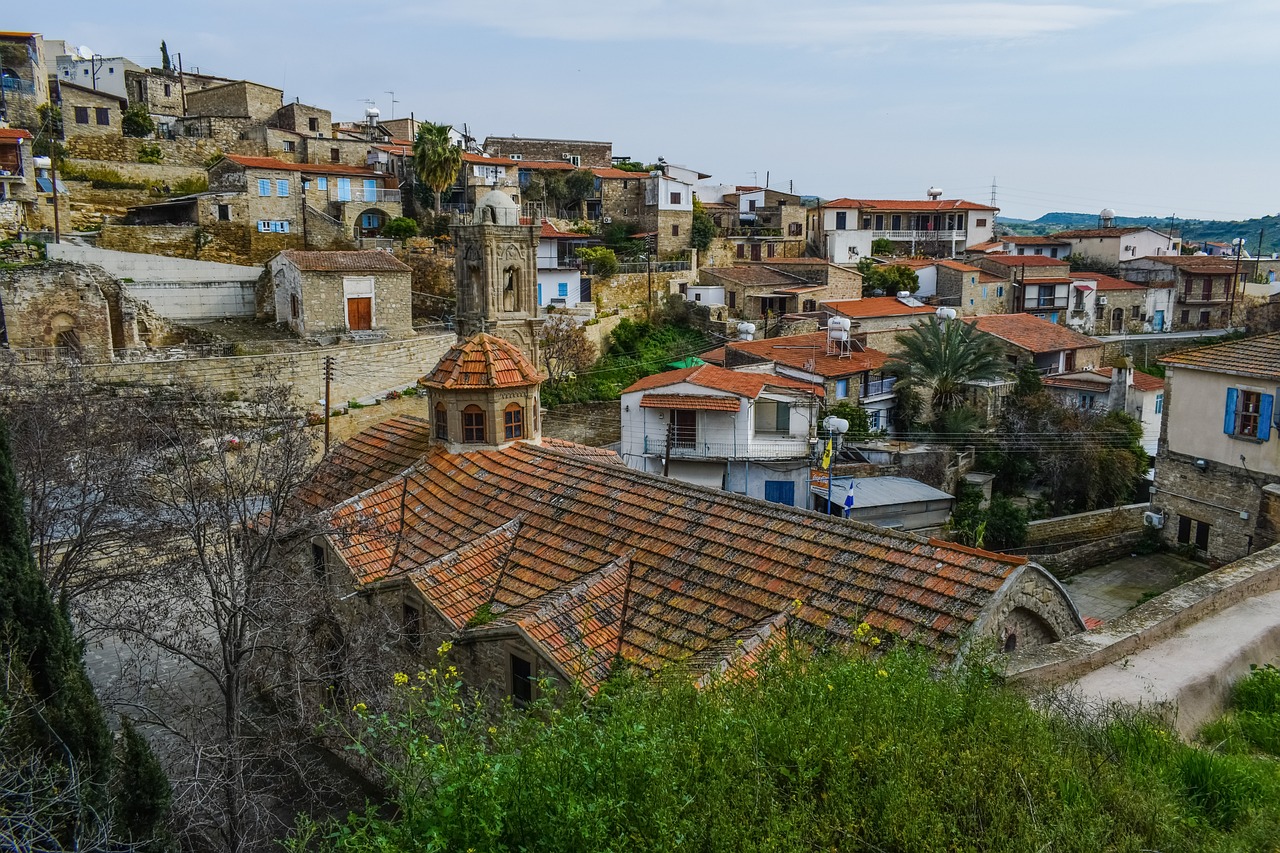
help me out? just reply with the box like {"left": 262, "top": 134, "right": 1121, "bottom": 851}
{"left": 0, "top": 128, "right": 33, "bottom": 140}
{"left": 420, "top": 333, "right": 546, "bottom": 390}
{"left": 592, "top": 167, "right": 645, "bottom": 179}
{"left": 462, "top": 152, "right": 518, "bottom": 166}
{"left": 718, "top": 331, "right": 889, "bottom": 379}
{"left": 980, "top": 255, "right": 1071, "bottom": 269}
{"left": 823, "top": 297, "right": 935, "bottom": 319}
{"left": 539, "top": 220, "right": 587, "bottom": 239}
{"left": 822, "top": 198, "right": 995, "bottom": 212}
{"left": 1069, "top": 271, "right": 1144, "bottom": 291}
{"left": 971, "top": 314, "right": 1100, "bottom": 354}
{"left": 275, "top": 249, "right": 410, "bottom": 272}
{"left": 1158, "top": 332, "right": 1280, "bottom": 379}
{"left": 1002, "top": 235, "right": 1069, "bottom": 246}
{"left": 1052, "top": 227, "right": 1149, "bottom": 239}
{"left": 289, "top": 415, "right": 432, "bottom": 512}
{"left": 622, "top": 363, "right": 822, "bottom": 398}
{"left": 640, "top": 393, "right": 741, "bottom": 412}
{"left": 222, "top": 154, "right": 384, "bottom": 178}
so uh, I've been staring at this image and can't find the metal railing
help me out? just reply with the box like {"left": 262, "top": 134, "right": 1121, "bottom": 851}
{"left": 642, "top": 434, "right": 811, "bottom": 460}
{"left": 612, "top": 259, "right": 692, "bottom": 274}
{"left": 861, "top": 376, "right": 897, "bottom": 398}
{"left": 331, "top": 187, "right": 401, "bottom": 204}
{"left": 871, "top": 229, "right": 965, "bottom": 242}
{"left": 1025, "top": 297, "right": 1069, "bottom": 310}
{"left": 1, "top": 77, "right": 36, "bottom": 95}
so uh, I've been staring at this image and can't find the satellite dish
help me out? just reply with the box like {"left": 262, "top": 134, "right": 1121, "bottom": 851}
{"left": 77, "top": 45, "right": 94, "bottom": 59}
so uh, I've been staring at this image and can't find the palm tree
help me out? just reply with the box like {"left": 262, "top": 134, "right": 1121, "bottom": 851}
{"left": 884, "top": 318, "right": 1009, "bottom": 427}
{"left": 412, "top": 122, "right": 463, "bottom": 215}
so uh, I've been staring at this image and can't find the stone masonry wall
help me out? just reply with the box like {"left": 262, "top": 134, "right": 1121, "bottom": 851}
{"left": 7, "top": 333, "right": 455, "bottom": 410}
{"left": 67, "top": 135, "right": 224, "bottom": 167}
{"left": 1155, "top": 451, "right": 1271, "bottom": 564}
{"left": 68, "top": 159, "right": 205, "bottom": 186}
{"left": 593, "top": 269, "right": 690, "bottom": 312}
{"left": 1025, "top": 503, "right": 1148, "bottom": 548}
{"left": 0, "top": 262, "right": 117, "bottom": 359}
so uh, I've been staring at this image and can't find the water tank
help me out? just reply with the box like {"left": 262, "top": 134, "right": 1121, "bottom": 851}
{"left": 1100, "top": 208, "right": 1116, "bottom": 228}
{"left": 365, "top": 107, "right": 380, "bottom": 120}
{"left": 927, "top": 187, "right": 943, "bottom": 199}
{"left": 828, "top": 317, "right": 851, "bottom": 332}
{"left": 896, "top": 290, "right": 912, "bottom": 299}
{"left": 935, "top": 307, "right": 957, "bottom": 322}
{"left": 737, "top": 322, "right": 756, "bottom": 341}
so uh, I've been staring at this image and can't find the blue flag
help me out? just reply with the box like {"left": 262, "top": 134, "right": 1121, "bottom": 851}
{"left": 844, "top": 487, "right": 855, "bottom": 511}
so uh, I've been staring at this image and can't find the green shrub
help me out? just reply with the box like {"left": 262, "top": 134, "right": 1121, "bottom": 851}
{"left": 381, "top": 216, "right": 419, "bottom": 240}
{"left": 576, "top": 246, "right": 619, "bottom": 280}
{"left": 137, "top": 143, "right": 163, "bottom": 164}
{"left": 171, "top": 176, "right": 208, "bottom": 195}
{"left": 122, "top": 104, "right": 156, "bottom": 138}
{"left": 1235, "top": 664, "right": 1280, "bottom": 715}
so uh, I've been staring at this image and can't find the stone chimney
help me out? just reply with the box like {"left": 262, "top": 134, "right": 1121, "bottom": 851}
{"left": 1107, "top": 356, "right": 1133, "bottom": 413}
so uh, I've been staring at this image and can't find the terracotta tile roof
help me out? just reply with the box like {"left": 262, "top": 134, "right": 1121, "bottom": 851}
{"left": 719, "top": 331, "right": 889, "bottom": 379}
{"left": 1100, "top": 367, "right": 1164, "bottom": 392}
{"left": 640, "top": 393, "right": 741, "bottom": 412}
{"left": 981, "top": 255, "right": 1071, "bottom": 269}
{"left": 275, "top": 249, "right": 410, "bottom": 272}
{"left": 1031, "top": 277, "right": 1077, "bottom": 285}
{"left": 743, "top": 257, "right": 829, "bottom": 265}
{"left": 592, "top": 167, "right": 644, "bottom": 179}
{"left": 821, "top": 198, "right": 995, "bottom": 212}
{"left": 1052, "top": 227, "right": 1148, "bottom": 238}
{"left": 883, "top": 259, "right": 938, "bottom": 269}
{"left": 1044, "top": 367, "right": 1164, "bottom": 394}
{"left": 541, "top": 438, "right": 624, "bottom": 463}
{"left": 539, "top": 221, "right": 587, "bottom": 239}
{"left": 1125, "top": 256, "right": 1238, "bottom": 274}
{"left": 1158, "top": 332, "right": 1280, "bottom": 380}
{"left": 964, "top": 241, "right": 1003, "bottom": 253}
{"left": 289, "top": 415, "right": 432, "bottom": 512}
{"left": 1069, "top": 271, "right": 1144, "bottom": 291}
{"left": 0, "top": 128, "right": 33, "bottom": 140}
{"left": 1002, "top": 235, "right": 1069, "bottom": 245}
{"left": 622, "top": 363, "right": 822, "bottom": 398}
{"left": 823, "top": 297, "right": 935, "bottom": 318}
{"left": 462, "top": 153, "right": 517, "bottom": 166}
{"left": 936, "top": 260, "right": 981, "bottom": 272}
{"left": 776, "top": 285, "right": 824, "bottom": 294}
{"left": 971, "top": 314, "right": 1100, "bottom": 354}
{"left": 977, "top": 272, "right": 1006, "bottom": 284}
{"left": 420, "top": 333, "right": 546, "bottom": 390}
{"left": 699, "top": 266, "right": 805, "bottom": 287}
{"left": 222, "top": 154, "right": 383, "bottom": 178}
{"left": 1041, "top": 375, "right": 1109, "bottom": 394}
{"left": 311, "top": 434, "right": 1055, "bottom": 689}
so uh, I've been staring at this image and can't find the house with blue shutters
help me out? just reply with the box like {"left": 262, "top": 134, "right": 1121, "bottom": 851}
{"left": 1152, "top": 333, "right": 1280, "bottom": 563}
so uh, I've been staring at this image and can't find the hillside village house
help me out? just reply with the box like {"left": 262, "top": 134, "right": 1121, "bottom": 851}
{"left": 935, "top": 260, "right": 1008, "bottom": 316}
{"left": 1051, "top": 225, "right": 1181, "bottom": 265}
{"left": 1120, "top": 255, "right": 1244, "bottom": 331}
{"left": 54, "top": 53, "right": 140, "bottom": 99}
{"left": 482, "top": 136, "right": 614, "bottom": 169}
{"left": 1154, "top": 333, "right": 1280, "bottom": 562}
{"left": 999, "top": 235, "right": 1071, "bottom": 258}
{"left": 822, "top": 295, "right": 936, "bottom": 340}
{"left": 268, "top": 250, "right": 412, "bottom": 339}
{"left": 809, "top": 198, "right": 999, "bottom": 263}
{"left": 284, "top": 333, "right": 1084, "bottom": 708}
{"left": 0, "top": 127, "right": 36, "bottom": 233}
{"left": 1067, "top": 270, "right": 1175, "bottom": 335}
{"left": 702, "top": 328, "right": 897, "bottom": 432}
{"left": 618, "top": 363, "right": 822, "bottom": 506}
{"left": 535, "top": 220, "right": 590, "bottom": 308}
{"left": 56, "top": 80, "right": 126, "bottom": 138}
{"left": 972, "top": 255, "right": 1075, "bottom": 324}
{"left": 1041, "top": 364, "right": 1165, "bottom": 456}
{"left": 698, "top": 261, "right": 861, "bottom": 322}
{"left": 971, "top": 313, "right": 1103, "bottom": 375}
{"left": 0, "top": 32, "right": 50, "bottom": 128}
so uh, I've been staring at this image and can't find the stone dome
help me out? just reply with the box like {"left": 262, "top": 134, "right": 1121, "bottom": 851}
{"left": 419, "top": 333, "right": 545, "bottom": 391}
{"left": 473, "top": 190, "right": 521, "bottom": 226}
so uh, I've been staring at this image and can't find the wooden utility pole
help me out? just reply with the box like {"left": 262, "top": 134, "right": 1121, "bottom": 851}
{"left": 323, "top": 355, "right": 335, "bottom": 454}
{"left": 662, "top": 419, "right": 674, "bottom": 477}
{"left": 49, "top": 141, "right": 61, "bottom": 244}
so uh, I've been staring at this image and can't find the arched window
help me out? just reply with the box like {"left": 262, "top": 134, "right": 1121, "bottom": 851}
{"left": 503, "top": 403, "right": 524, "bottom": 440}
{"left": 434, "top": 402, "right": 448, "bottom": 441}
{"left": 462, "top": 405, "right": 486, "bottom": 443}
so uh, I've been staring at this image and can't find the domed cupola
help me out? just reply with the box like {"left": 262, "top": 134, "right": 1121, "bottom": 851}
{"left": 419, "top": 333, "right": 547, "bottom": 451}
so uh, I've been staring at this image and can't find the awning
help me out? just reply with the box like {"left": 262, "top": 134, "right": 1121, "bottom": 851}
{"left": 775, "top": 285, "right": 824, "bottom": 294}
{"left": 1073, "top": 283, "right": 1095, "bottom": 292}
{"left": 640, "top": 393, "right": 739, "bottom": 412}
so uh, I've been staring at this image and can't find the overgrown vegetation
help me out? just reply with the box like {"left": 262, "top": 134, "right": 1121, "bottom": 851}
{"left": 575, "top": 245, "right": 619, "bottom": 280}
{"left": 948, "top": 483, "right": 1028, "bottom": 550}
{"left": 293, "top": 647, "right": 1280, "bottom": 852}
{"left": 690, "top": 197, "right": 715, "bottom": 252}
{"left": 1201, "top": 664, "right": 1280, "bottom": 758}
{"left": 858, "top": 257, "right": 920, "bottom": 296}
{"left": 123, "top": 104, "right": 156, "bottom": 139}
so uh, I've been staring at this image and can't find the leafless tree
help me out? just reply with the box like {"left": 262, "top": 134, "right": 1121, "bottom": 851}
{"left": 538, "top": 312, "right": 595, "bottom": 382}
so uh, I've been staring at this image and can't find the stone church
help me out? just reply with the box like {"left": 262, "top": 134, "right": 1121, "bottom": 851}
{"left": 451, "top": 190, "right": 543, "bottom": 366}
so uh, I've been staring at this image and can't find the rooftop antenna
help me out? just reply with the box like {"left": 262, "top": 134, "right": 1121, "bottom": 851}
{"left": 384, "top": 90, "right": 399, "bottom": 120}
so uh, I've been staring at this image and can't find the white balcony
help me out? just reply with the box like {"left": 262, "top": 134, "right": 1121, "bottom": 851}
{"left": 644, "top": 434, "right": 812, "bottom": 460}
{"left": 871, "top": 230, "right": 966, "bottom": 242}
{"left": 329, "top": 187, "right": 401, "bottom": 204}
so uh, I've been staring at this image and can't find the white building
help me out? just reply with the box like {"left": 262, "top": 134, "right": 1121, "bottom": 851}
{"left": 54, "top": 54, "right": 140, "bottom": 100}
{"left": 808, "top": 197, "right": 998, "bottom": 263}
{"left": 1052, "top": 226, "right": 1181, "bottom": 265}
{"left": 535, "top": 220, "right": 589, "bottom": 308}
{"left": 619, "top": 363, "right": 821, "bottom": 507}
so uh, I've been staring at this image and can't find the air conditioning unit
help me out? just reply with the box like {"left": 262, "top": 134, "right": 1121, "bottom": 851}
{"left": 1143, "top": 511, "right": 1164, "bottom": 529}
{"left": 602, "top": 216, "right": 612, "bottom": 224}
{"left": 1097, "top": 296, "right": 1108, "bottom": 305}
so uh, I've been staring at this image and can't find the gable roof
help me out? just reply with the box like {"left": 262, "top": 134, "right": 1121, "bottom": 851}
{"left": 699, "top": 265, "right": 806, "bottom": 287}
{"left": 1002, "top": 235, "right": 1069, "bottom": 246}
{"left": 1052, "top": 227, "right": 1152, "bottom": 239}
{"left": 1158, "top": 332, "right": 1280, "bottom": 380}
{"left": 823, "top": 297, "right": 935, "bottom": 319}
{"left": 308, "top": 430, "right": 1073, "bottom": 691}
{"left": 1068, "top": 271, "right": 1144, "bottom": 291}
{"left": 0, "top": 128, "right": 33, "bottom": 140}
{"left": 980, "top": 255, "right": 1071, "bottom": 269}
{"left": 971, "top": 313, "right": 1100, "bottom": 354}
{"left": 821, "top": 198, "right": 995, "bottom": 212}
{"left": 539, "top": 220, "right": 587, "bottom": 239}
{"left": 621, "top": 363, "right": 822, "bottom": 398}
{"left": 289, "top": 415, "right": 432, "bottom": 513}
{"left": 275, "top": 249, "right": 410, "bottom": 272}
{"left": 717, "top": 331, "right": 890, "bottom": 379}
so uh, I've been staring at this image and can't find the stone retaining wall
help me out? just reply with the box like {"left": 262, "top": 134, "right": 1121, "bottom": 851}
{"left": 67, "top": 135, "right": 223, "bottom": 168}
{"left": 67, "top": 159, "right": 205, "bottom": 186}
{"left": 593, "top": 269, "right": 691, "bottom": 312}
{"left": 1025, "top": 503, "right": 1148, "bottom": 548}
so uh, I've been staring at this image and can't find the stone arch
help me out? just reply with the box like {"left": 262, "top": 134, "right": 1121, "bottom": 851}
{"left": 997, "top": 606, "right": 1058, "bottom": 652}
{"left": 1110, "top": 306, "right": 1124, "bottom": 334}
{"left": 50, "top": 312, "right": 82, "bottom": 358}
{"left": 502, "top": 266, "right": 522, "bottom": 312}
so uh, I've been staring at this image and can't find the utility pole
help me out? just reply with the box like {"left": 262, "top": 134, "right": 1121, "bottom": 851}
{"left": 176, "top": 52, "right": 187, "bottom": 115}
{"left": 89, "top": 54, "right": 103, "bottom": 91}
{"left": 662, "top": 420, "right": 674, "bottom": 477}
{"left": 49, "top": 126, "right": 61, "bottom": 244}
{"left": 323, "top": 355, "right": 335, "bottom": 454}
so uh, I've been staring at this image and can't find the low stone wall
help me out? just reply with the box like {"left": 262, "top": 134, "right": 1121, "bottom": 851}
{"left": 67, "top": 135, "right": 223, "bottom": 168}
{"left": 67, "top": 159, "right": 205, "bottom": 186}
{"left": 1031, "top": 530, "right": 1148, "bottom": 577}
{"left": 9, "top": 334, "right": 455, "bottom": 410}
{"left": 1025, "top": 503, "right": 1147, "bottom": 548}
{"left": 593, "top": 269, "right": 691, "bottom": 312}
{"left": 1006, "top": 542, "right": 1280, "bottom": 692}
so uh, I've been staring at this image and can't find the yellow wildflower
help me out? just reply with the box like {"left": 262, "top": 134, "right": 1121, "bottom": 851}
{"left": 488, "top": 726, "right": 498, "bottom": 735}
{"left": 393, "top": 672, "right": 409, "bottom": 686}
{"left": 827, "top": 683, "right": 833, "bottom": 691}
{"left": 417, "top": 671, "right": 427, "bottom": 681}
{"left": 870, "top": 636, "right": 881, "bottom": 647}
{"left": 437, "top": 640, "right": 453, "bottom": 656}
{"left": 352, "top": 702, "right": 368, "bottom": 714}
{"left": 876, "top": 669, "right": 888, "bottom": 679}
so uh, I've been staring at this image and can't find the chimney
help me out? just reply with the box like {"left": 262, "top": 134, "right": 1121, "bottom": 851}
{"left": 1108, "top": 356, "right": 1133, "bottom": 412}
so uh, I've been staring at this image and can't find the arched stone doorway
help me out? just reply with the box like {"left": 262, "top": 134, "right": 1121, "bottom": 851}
{"left": 1110, "top": 306, "right": 1125, "bottom": 334}
{"left": 50, "top": 312, "right": 82, "bottom": 360}
{"left": 355, "top": 207, "right": 389, "bottom": 239}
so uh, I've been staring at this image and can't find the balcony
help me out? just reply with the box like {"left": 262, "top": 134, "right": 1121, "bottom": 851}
{"left": 1176, "top": 291, "right": 1226, "bottom": 304}
{"left": 871, "top": 229, "right": 965, "bottom": 242}
{"left": 329, "top": 187, "right": 401, "bottom": 204}
{"left": 642, "top": 434, "right": 812, "bottom": 460}
{"left": 0, "top": 76, "right": 36, "bottom": 95}
{"left": 860, "top": 376, "right": 897, "bottom": 398}
{"left": 1023, "top": 296, "right": 1069, "bottom": 310}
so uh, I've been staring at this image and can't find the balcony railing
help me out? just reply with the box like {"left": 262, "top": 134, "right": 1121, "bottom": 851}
{"left": 642, "top": 434, "right": 812, "bottom": 460}
{"left": 1, "top": 77, "right": 36, "bottom": 95}
{"left": 1176, "top": 291, "right": 1226, "bottom": 304}
{"left": 861, "top": 376, "right": 897, "bottom": 398}
{"left": 330, "top": 187, "right": 401, "bottom": 204}
{"left": 871, "top": 229, "right": 965, "bottom": 242}
{"left": 1024, "top": 296, "right": 1069, "bottom": 310}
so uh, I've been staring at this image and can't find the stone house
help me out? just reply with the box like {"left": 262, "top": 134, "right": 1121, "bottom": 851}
{"left": 999, "top": 235, "right": 1071, "bottom": 259}
{"left": 0, "top": 261, "right": 145, "bottom": 360}
{"left": 1154, "top": 333, "right": 1280, "bottom": 562}
{"left": 56, "top": 81, "right": 127, "bottom": 138}
{"left": 641, "top": 168, "right": 694, "bottom": 255}
{"left": 0, "top": 32, "right": 50, "bottom": 128}
{"left": 1066, "top": 270, "right": 1174, "bottom": 335}
{"left": 1120, "top": 256, "right": 1242, "bottom": 331}
{"left": 0, "top": 127, "right": 36, "bottom": 235}
{"left": 177, "top": 80, "right": 284, "bottom": 146}
{"left": 699, "top": 261, "right": 860, "bottom": 322}
{"left": 809, "top": 198, "right": 999, "bottom": 263}
{"left": 1051, "top": 225, "right": 1180, "bottom": 265}
{"left": 482, "top": 136, "right": 613, "bottom": 170}
{"left": 268, "top": 249, "right": 412, "bottom": 339}
{"left": 589, "top": 166, "right": 646, "bottom": 224}
{"left": 125, "top": 67, "right": 238, "bottom": 134}
{"left": 935, "top": 259, "right": 1008, "bottom": 315}
{"left": 822, "top": 296, "right": 935, "bottom": 336}
{"left": 972, "top": 255, "right": 1074, "bottom": 324}
{"left": 283, "top": 333, "right": 1084, "bottom": 709}
{"left": 971, "top": 313, "right": 1102, "bottom": 375}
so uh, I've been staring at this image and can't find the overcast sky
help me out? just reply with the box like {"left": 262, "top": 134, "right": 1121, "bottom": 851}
{"left": 12, "top": 0, "right": 1277, "bottom": 222}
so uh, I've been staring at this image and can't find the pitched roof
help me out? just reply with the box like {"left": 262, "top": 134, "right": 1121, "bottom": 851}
{"left": 823, "top": 297, "right": 935, "bottom": 319}
{"left": 1158, "top": 332, "right": 1280, "bottom": 380}
{"left": 699, "top": 265, "right": 805, "bottom": 287}
{"left": 640, "top": 393, "right": 741, "bottom": 412}
{"left": 539, "top": 220, "right": 587, "bottom": 239}
{"left": 936, "top": 260, "right": 982, "bottom": 272}
{"left": 222, "top": 154, "right": 383, "bottom": 177}
{"left": 971, "top": 313, "right": 1100, "bottom": 354}
{"left": 517, "top": 159, "right": 578, "bottom": 171}
{"left": 1068, "top": 271, "right": 1144, "bottom": 291}
{"left": 1041, "top": 367, "right": 1163, "bottom": 394}
{"left": 309, "top": 431, "right": 1069, "bottom": 690}
{"left": 592, "top": 167, "right": 644, "bottom": 179}
{"left": 718, "top": 331, "right": 890, "bottom": 379}
{"left": 1123, "top": 255, "right": 1239, "bottom": 274}
{"left": 275, "top": 249, "right": 410, "bottom": 272}
{"left": 980, "top": 255, "right": 1071, "bottom": 269}
{"left": 1002, "top": 235, "right": 1069, "bottom": 246}
{"left": 462, "top": 152, "right": 518, "bottom": 166}
{"left": 822, "top": 198, "right": 995, "bottom": 212}
{"left": 419, "top": 333, "right": 546, "bottom": 390}
{"left": 964, "top": 241, "right": 1003, "bottom": 253}
{"left": 289, "top": 415, "right": 433, "bottom": 512}
{"left": 1052, "top": 227, "right": 1156, "bottom": 239}
{"left": 621, "top": 363, "right": 822, "bottom": 398}
{"left": 0, "top": 128, "right": 33, "bottom": 140}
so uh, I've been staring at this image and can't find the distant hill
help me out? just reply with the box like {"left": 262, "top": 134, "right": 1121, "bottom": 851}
{"left": 1001, "top": 211, "right": 1280, "bottom": 255}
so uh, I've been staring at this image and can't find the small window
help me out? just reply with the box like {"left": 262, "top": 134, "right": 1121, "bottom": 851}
{"left": 835, "top": 211, "right": 847, "bottom": 231}
{"left": 163, "top": 83, "right": 171, "bottom": 97}
{"left": 504, "top": 404, "right": 524, "bottom": 440}
{"left": 290, "top": 292, "right": 300, "bottom": 320}
{"left": 316, "top": 176, "right": 327, "bottom": 191}
{"left": 308, "top": 117, "right": 319, "bottom": 132}
{"left": 671, "top": 224, "right": 679, "bottom": 237}
{"left": 462, "top": 405, "right": 486, "bottom": 443}
{"left": 74, "top": 106, "right": 89, "bottom": 124}
{"left": 217, "top": 204, "right": 230, "bottom": 221}
{"left": 1131, "top": 305, "right": 1141, "bottom": 320}
{"left": 736, "top": 244, "right": 745, "bottom": 259}
{"left": 728, "top": 291, "right": 737, "bottom": 309}
{"left": 277, "top": 179, "right": 289, "bottom": 197}
{"left": 283, "top": 140, "right": 296, "bottom": 153}
{"left": 258, "top": 179, "right": 271, "bottom": 197}
{"left": 95, "top": 107, "right": 110, "bottom": 126}
{"left": 669, "top": 191, "right": 681, "bottom": 205}
{"left": 975, "top": 218, "right": 987, "bottom": 227}
{"left": 402, "top": 602, "right": 423, "bottom": 649}
{"left": 997, "top": 285, "right": 1004, "bottom": 298}
{"left": 557, "top": 282, "right": 568, "bottom": 298}
{"left": 1155, "top": 393, "right": 1163, "bottom": 415}
{"left": 330, "top": 147, "right": 340, "bottom": 163}
{"left": 511, "top": 654, "right": 533, "bottom": 707}
{"left": 835, "top": 379, "right": 849, "bottom": 399}
{"left": 435, "top": 403, "right": 448, "bottom": 441}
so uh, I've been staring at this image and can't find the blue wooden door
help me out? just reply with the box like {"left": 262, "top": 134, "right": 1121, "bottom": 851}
{"left": 363, "top": 179, "right": 377, "bottom": 202}
{"left": 764, "top": 480, "right": 795, "bottom": 506}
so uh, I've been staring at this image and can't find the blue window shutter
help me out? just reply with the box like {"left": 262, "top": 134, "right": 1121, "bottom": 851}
{"left": 277, "top": 179, "right": 289, "bottom": 197}
{"left": 558, "top": 282, "right": 568, "bottom": 297}
{"left": 258, "top": 179, "right": 270, "bottom": 196}
{"left": 317, "top": 177, "right": 327, "bottom": 190}
{"left": 1224, "top": 387, "right": 1238, "bottom": 434}
{"left": 537, "top": 283, "right": 543, "bottom": 304}
{"left": 1259, "top": 394, "right": 1274, "bottom": 441}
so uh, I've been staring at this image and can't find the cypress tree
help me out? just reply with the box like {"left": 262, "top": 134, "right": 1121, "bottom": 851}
{"left": 114, "top": 718, "right": 174, "bottom": 852}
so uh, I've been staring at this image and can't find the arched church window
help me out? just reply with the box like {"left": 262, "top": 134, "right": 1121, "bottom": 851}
{"left": 462, "top": 405, "right": 486, "bottom": 443}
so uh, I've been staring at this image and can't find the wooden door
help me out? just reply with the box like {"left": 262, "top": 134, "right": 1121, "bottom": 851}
{"left": 347, "top": 297, "right": 372, "bottom": 331}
